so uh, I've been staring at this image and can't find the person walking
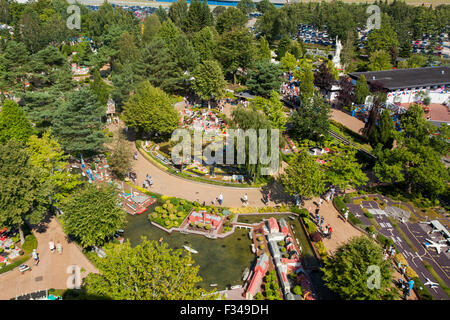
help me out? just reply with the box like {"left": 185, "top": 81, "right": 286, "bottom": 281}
{"left": 218, "top": 194, "right": 223, "bottom": 206}
{"left": 344, "top": 210, "right": 349, "bottom": 222}
{"left": 328, "top": 226, "right": 333, "bottom": 239}
{"left": 320, "top": 216, "right": 324, "bottom": 228}
{"left": 56, "top": 241, "right": 63, "bottom": 255}
{"left": 242, "top": 193, "right": 248, "bottom": 207}
{"left": 318, "top": 198, "right": 323, "bottom": 207}
{"left": 134, "top": 151, "right": 138, "bottom": 160}
{"left": 32, "top": 249, "right": 39, "bottom": 265}
{"left": 49, "top": 240, "right": 55, "bottom": 253}
{"left": 267, "top": 191, "right": 271, "bottom": 203}
{"left": 316, "top": 213, "right": 320, "bottom": 225}
{"left": 407, "top": 279, "right": 414, "bottom": 297}
{"left": 148, "top": 177, "right": 153, "bottom": 188}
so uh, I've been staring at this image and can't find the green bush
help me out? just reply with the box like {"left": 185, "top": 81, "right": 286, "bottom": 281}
{"left": 377, "top": 233, "right": 394, "bottom": 247}
{"left": 21, "top": 234, "right": 37, "bottom": 255}
{"left": 366, "top": 226, "right": 376, "bottom": 233}
{"left": 11, "top": 236, "right": 19, "bottom": 243}
{"left": 363, "top": 211, "right": 374, "bottom": 219}
{"left": 343, "top": 194, "right": 351, "bottom": 203}
{"left": 293, "top": 285, "right": 303, "bottom": 296}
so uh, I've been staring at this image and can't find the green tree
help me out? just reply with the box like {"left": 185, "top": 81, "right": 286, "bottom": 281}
{"left": 52, "top": 88, "right": 106, "bottom": 156}
{"left": 246, "top": 60, "right": 282, "bottom": 97}
{"left": 155, "top": 5, "right": 168, "bottom": 22}
{"left": 290, "top": 93, "right": 330, "bottom": 141}
{"left": 231, "top": 106, "right": 276, "bottom": 180}
{"left": 61, "top": 183, "right": 126, "bottom": 248}
{"left": 90, "top": 68, "right": 110, "bottom": 106}
{"left": 325, "top": 147, "right": 368, "bottom": 191}
{"left": 255, "top": 36, "right": 271, "bottom": 62}
{"left": 108, "top": 133, "right": 133, "bottom": 178}
{"left": 250, "top": 91, "right": 286, "bottom": 130}
{"left": 0, "top": 140, "right": 50, "bottom": 243}
{"left": 216, "top": 7, "right": 247, "bottom": 34}
{"left": 122, "top": 81, "right": 179, "bottom": 139}
{"left": 192, "top": 59, "right": 227, "bottom": 102}
{"left": 355, "top": 75, "right": 370, "bottom": 105}
{"left": 322, "top": 236, "right": 396, "bottom": 300}
{"left": 168, "top": 0, "right": 188, "bottom": 30}
{"left": 215, "top": 27, "right": 254, "bottom": 83}
{"left": 184, "top": 0, "right": 213, "bottom": 34}
{"left": 27, "top": 131, "right": 83, "bottom": 203}
{"left": 142, "top": 14, "right": 161, "bottom": 44}
{"left": 84, "top": 238, "right": 216, "bottom": 299}
{"left": 294, "top": 59, "right": 315, "bottom": 104}
{"left": 191, "top": 26, "right": 218, "bottom": 62}
{"left": 368, "top": 50, "right": 392, "bottom": 71}
{"left": 281, "top": 151, "right": 326, "bottom": 201}
{"left": 280, "top": 51, "right": 297, "bottom": 74}
{"left": 369, "top": 109, "right": 395, "bottom": 149}
{"left": 256, "top": 0, "right": 275, "bottom": 14}
{"left": 237, "top": 0, "right": 254, "bottom": 16}
{"left": 0, "top": 100, "right": 35, "bottom": 144}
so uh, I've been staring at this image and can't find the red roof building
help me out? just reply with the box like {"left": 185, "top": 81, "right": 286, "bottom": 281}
{"left": 267, "top": 217, "right": 279, "bottom": 233}
{"left": 245, "top": 253, "right": 269, "bottom": 300}
{"left": 279, "top": 218, "right": 289, "bottom": 236}
{"left": 188, "top": 210, "right": 222, "bottom": 229}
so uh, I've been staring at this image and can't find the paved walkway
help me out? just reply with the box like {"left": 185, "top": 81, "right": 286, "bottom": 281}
{"left": 0, "top": 217, "right": 98, "bottom": 300}
{"left": 331, "top": 109, "right": 365, "bottom": 134}
{"left": 303, "top": 198, "right": 363, "bottom": 254}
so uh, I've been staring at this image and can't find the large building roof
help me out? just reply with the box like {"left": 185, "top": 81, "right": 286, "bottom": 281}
{"left": 349, "top": 66, "right": 450, "bottom": 91}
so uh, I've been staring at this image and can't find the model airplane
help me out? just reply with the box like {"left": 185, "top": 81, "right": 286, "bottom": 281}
{"left": 424, "top": 239, "right": 448, "bottom": 254}
{"left": 424, "top": 278, "right": 439, "bottom": 289}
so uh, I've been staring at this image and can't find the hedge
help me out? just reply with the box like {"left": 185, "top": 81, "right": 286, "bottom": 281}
{"left": 412, "top": 277, "right": 433, "bottom": 300}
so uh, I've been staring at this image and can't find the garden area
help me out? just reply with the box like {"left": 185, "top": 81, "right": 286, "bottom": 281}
{"left": 0, "top": 225, "right": 37, "bottom": 274}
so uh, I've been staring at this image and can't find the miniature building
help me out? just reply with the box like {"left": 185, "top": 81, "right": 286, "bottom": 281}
{"left": 188, "top": 210, "right": 222, "bottom": 229}
{"left": 245, "top": 253, "right": 269, "bottom": 300}
{"left": 279, "top": 218, "right": 289, "bottom": 236}
{"left": 267, "top": 217, "right": 279, "bottom": 233}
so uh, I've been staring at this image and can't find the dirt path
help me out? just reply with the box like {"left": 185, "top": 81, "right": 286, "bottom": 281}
{"left": 331, "top": 109, "right": 365, "bottom": 134}
{"left": 0, "top": 217, "right": 98, "bottom": 299}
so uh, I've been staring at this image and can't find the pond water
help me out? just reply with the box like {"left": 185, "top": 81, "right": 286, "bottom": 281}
{"left": 123, "top": 207, "right": 255, "bottom": 290}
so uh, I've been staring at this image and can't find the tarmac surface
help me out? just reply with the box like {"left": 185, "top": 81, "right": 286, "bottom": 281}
{"left": 346, "top": 195, "right": 450, "bottom": 300}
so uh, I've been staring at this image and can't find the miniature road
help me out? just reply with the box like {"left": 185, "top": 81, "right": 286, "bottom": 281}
{"left": 346, "top": 195, "right": 450, "bottom": 300}
{"left": 0, "top": 217, "right": 98, "bottom": 300}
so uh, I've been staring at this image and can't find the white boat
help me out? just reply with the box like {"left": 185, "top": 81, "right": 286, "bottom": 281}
{"left": 183, "top": 245, "right": 198, "bottom": 254}
{"left": 251, "top": 244, "right": 256, "bottom": 253}
{"left": 289, "top": 216, "right": 296, "bottom": 220}
{"left": 230, "top": 285, "right": 241, "bottom": 290}
{"left": 210, "top": 284, "right": 218, "bottom": 287}
{"left": 248, "top": 231, "right": 253, "bottom": 240}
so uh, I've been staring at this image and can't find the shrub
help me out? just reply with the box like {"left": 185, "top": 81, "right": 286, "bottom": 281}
{"left": 363, "top": 210, "right": 374, "bottom": 219}
{"left": 11, "top": 236, "right": 19, "bottom": 243}
{"left": 280, "top": 247, "right": 287, "bottom": 253}
{"left": 259, "top": 244, "right": 265, "bottom": 250}
{"left": 343, "top": 194, "right": 351, "bottom": 203}
{"left": 366, "top": 226, "right": 376, "bottom": 233}
{"left": 278, "top": 241, "right": 285, "bottom": 246}
{"left": 164, "top": 220, "right": 171, "bottom": 227}
{"left": 21, "top": 234, "right": 37, "bottom": 255}
{"left": 412, "top": 277, "right": 433, "bottom": 300}
{"left": 205, "top": 224, "right": 211, "bottom": 230}
{"left": 293, "top": 285, "right": 303, "bottom": 296}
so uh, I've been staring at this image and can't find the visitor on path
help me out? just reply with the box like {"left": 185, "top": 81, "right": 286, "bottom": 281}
{"left": 218, "top": 194, "right": 223, "bottom": 206}
{"left": 318, "top": 198, "right": 323, "bottom": 207}
{"left": 56, "top": 242, "right": 63, "bottom": 255}
{"left": 267, "top": 191, "right": 271, "bottom": 203}
{"left": 32, "top": 249, "right": 39, "bottom": 265}
{"left": 49, "top": 240, "right": 55, "bottom": 253}
{"left": 344, "top": 211, "right": 349, "bottom": 222}
{"left": 320, "top": 217, "right": 324, "bottom": 228}
{"left": 143, "top": 181, "right": 148, "bottom": 189}
{"left": 328, "top": 226, "right": 333, "bottom": 239}
{"left": 134, "top": 151, "right": 138, "bottom": 160}
{"left": 242, "top": 193, "right": 248, "bottom": 207}
{"left": 407, "top": 279, "right": 414, "bottom": 297}
{"left": 148, "top": 178, "right": 153, "bottom": 187}
{"left": 316, "top": 213, "right": 320, "bottom": 225}
{"left": 323, "top": 227, "right": 328, "bottom": 238}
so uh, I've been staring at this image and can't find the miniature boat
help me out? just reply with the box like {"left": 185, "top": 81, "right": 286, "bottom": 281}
{"left": 230, "top": 285, "right": 241, "bottom": 290}
{"left": 242, "top": 267, "right": 250, "bottom": 281}
{"left": 210, "top": 284, "right": 218, "bottom": 287}
{"left": 289, "top": 216, "right": 295, "bottom": 220}
{"left": 251, "top": 244, "right": 256, "bottom": 253}
{"left": 248, "top": 231, "right": 253, "bottom": 240}
{"left": 183, "top": 245, "right": 198, "bottom": 254}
